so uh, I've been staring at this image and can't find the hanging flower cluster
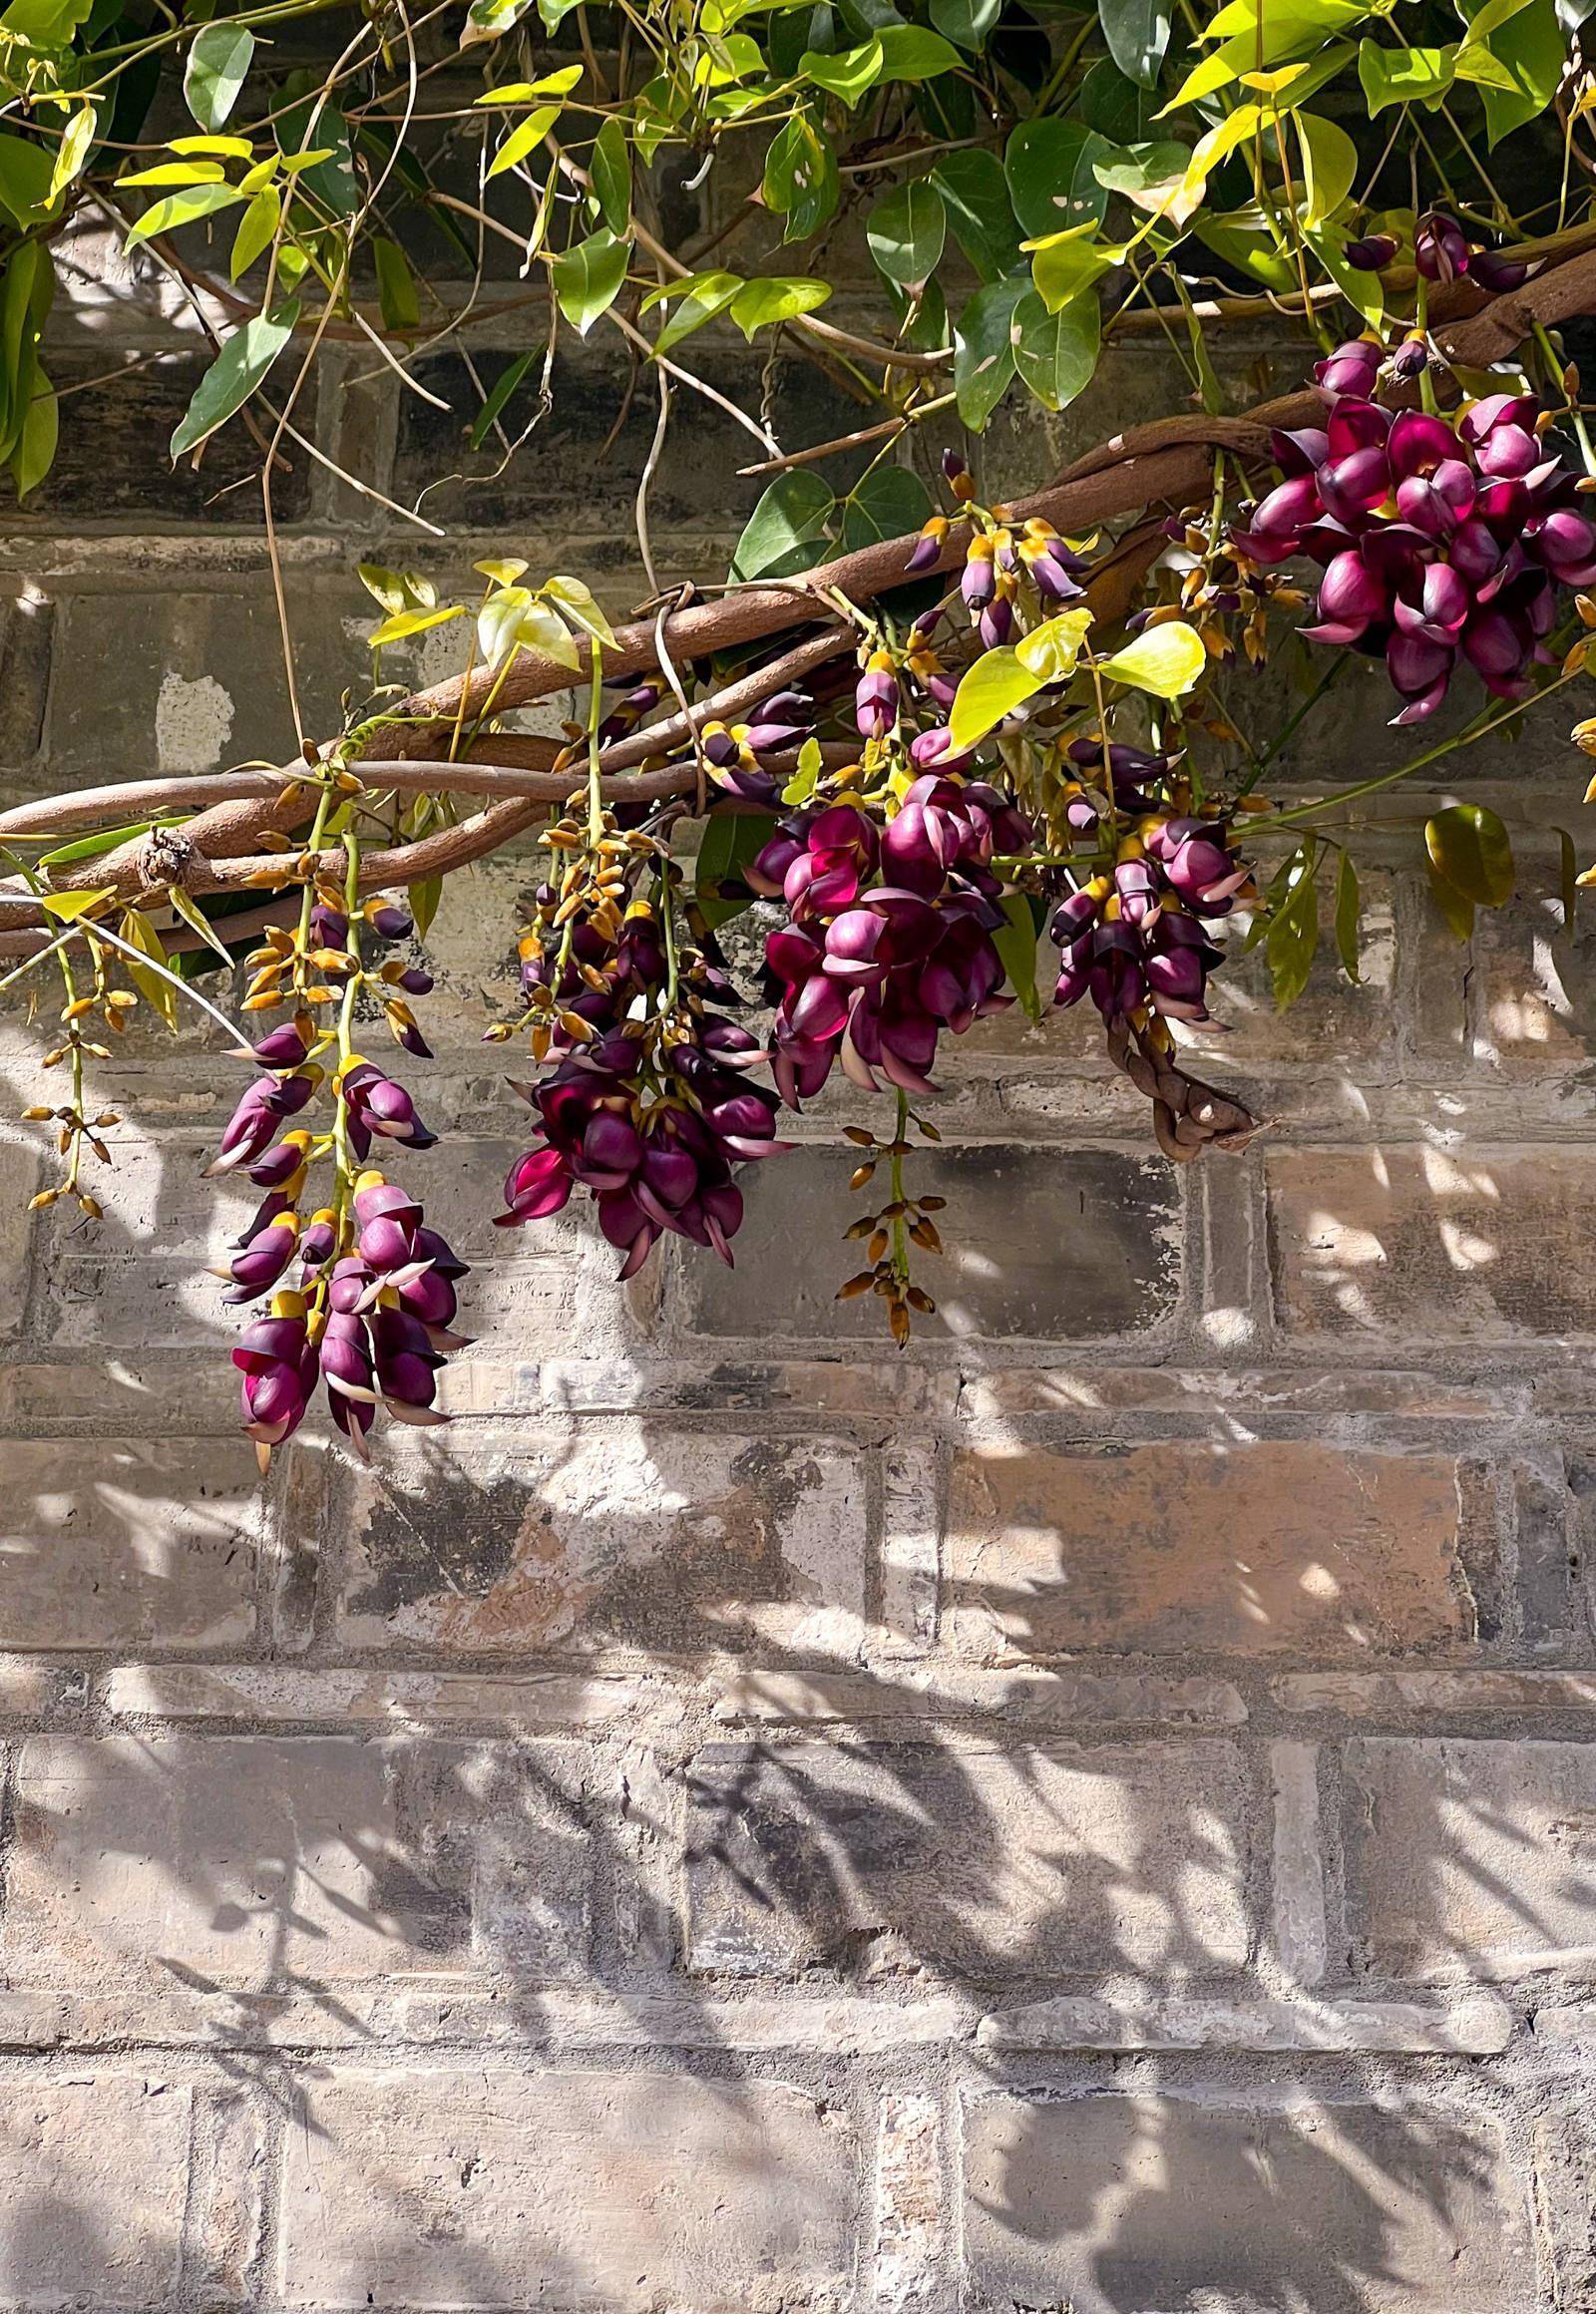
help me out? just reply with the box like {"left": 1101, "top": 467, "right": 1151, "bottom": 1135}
{"left": 1232, "top": 338, "right": 1596, "bottom": 722}
{"left": 493, "top": 801, "right": 787, "bottom": 1275}
{"left": 209, "top": 862, "right": 467, "bottom": 1465}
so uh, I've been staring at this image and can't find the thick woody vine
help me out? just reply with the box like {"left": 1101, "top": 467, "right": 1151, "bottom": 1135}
{"left": 0, "top": 0, "right": 1595, "bottom": 1459}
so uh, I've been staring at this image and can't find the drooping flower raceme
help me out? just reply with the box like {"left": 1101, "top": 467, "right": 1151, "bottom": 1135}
{"left": 1231, "top": 350, "right": 1594, "bottom": 721}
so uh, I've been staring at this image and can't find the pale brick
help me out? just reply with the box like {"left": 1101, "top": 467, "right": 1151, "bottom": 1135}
{"left": 1471, "top": 896, "right": 1596, "bottom": 1074}
{"left": 1269, "top": 1144, "right": 1596, "bottom": 1339}
{"left": 277, "top": 2069, "right": 856, "bottom": 2310}
{"left": 0, "top": 1436, "right": 261, "bottom": 1649}
{"left": 962, "top": 2089, "right": 1525, "bottom": 2312}
{"left": 681, "top": 1145, "right": 1181, "bottom": 1343}
{"left": 683, "top": 1738, "right": 1252, "bottom": 1979}
{"left": 334, "top": 1419, "right": 867, "bottom": 1659}
{"left": 946, "top": 1441, "right": 1473, "bottom": 1658}
{"left": 1345, "top": 1737, "right": 1596, "bottom": 1981}
{"left": 4, "top": 1735, "right": 588, "bottom": 1982}
{"left": 0, "top": 2076, "right": 189, "bottom": 2306}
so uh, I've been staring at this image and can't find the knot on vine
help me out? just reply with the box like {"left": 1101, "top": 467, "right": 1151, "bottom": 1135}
{"left": 137, "top": 825, "right": 202, "bottom": 892}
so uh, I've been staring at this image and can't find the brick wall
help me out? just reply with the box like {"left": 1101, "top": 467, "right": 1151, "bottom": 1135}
{"left": 4, "top": 200, "right": 1596, "bottom": 2314}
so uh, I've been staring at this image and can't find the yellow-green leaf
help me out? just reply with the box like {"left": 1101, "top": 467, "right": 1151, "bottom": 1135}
{"left": 1014, "top": 606, "right": 1094, "bottom": 682}
{"left": 1296, "top": 111, "right": 1357, "bottom": 225}
{"left": 487, "top": 105, "right": 563, "bottom": 180}
{"left": 40, "top": 886, "right": 115, "bottom": 921}
{"left": 1099, "top": 619, "right": 1207, "bottom": 698}
{"left": 368, "top": 602, "right": 465, "bottom": 648}
{"left": 1424, "top": 801, "right": 1515, "bottom": 908}
{"left": 119, "top": 908, "right": 179, "bottom": 1029}
{"left": 474, "top": 66, "right": 584, "bottom": 103}
{"left": 949, "top": 645, "right": 1043, "bottom": 748}
{"left": 229, "top": 187, "right": 280, "bottom": 279}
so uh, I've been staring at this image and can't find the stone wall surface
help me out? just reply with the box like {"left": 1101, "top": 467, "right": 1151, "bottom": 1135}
{"left": 6, "top": 129, "right": 1596, "bottom": 2314}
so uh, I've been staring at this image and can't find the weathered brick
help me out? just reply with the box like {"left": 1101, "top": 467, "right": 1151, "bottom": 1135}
{"left": 277, "top": 2069, "right": 856, "bottom": 2309}
{"left": 1269, "top": 1145, "right": 1596, "bottom": 1340}
{"left": 945, "top": 1440, "right": 1475, "bottom": 1659}
{"left": 18, "top": 347, "right": 312, "bottom": 527}
{"left": 683, "top": 1738, "right": 1252, "bottom": 1979}
{"left": 1344, "top": 1737, "right": 1596, "bottom": 1982}
{"left": 0, "top": 1437, "right": 261, "bottom": 1649}
{"left": 334, "top": 1420, "right": 867, "bottom": 1658}
{"left": 45, "top": 580, "right": 355, "bottom": 777}
{"left": 0, "top": 2076, "right": 190, "bottom": 2306}
{"left": 682, "top": 1145, "right": 1181, "bottom": 1343}
{"left": 392, "top": 337, "right": 864, "bottom": 535}
{"left": 1470, "top": 896, "right": 1596, "bottom": 1074}
{"left": 4, "top": 1735, "right": 589, "bottom": 1982}
{"left": 962, "top": 2088, "right": 1525, "bottom": 2313}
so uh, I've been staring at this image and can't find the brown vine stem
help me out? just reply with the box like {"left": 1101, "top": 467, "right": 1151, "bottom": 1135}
{"left": 11, "top": 244, "right": 1596, "bottom": 907}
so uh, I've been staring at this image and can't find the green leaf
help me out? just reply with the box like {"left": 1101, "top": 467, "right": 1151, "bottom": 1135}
{"left": 117, "top": 161, "right": 228, "bottom": 190}
{"left": 358, "top": 562, "right": 436, "bottom": 615}
{"left": 1268, "top": 847, "right": 1320, "bottom": 1011}
{"left": 474, "top": 67, "right": 585, "bottom": 102}
{"left": 168, "top": 885, "right": 237, "bottom": 965}
{"left": 1333, "top": 849, "right": 1361, "bottom": 981}
{"left": 1093, "top": 142, "right": 1196, "bottom": 223}
{"left": 728, "top": 275, "right": 831, "bottom": 337}
{"left": 170, "top": 134, "right": 254, "bottom": 160}
{"left": 1559, "top": 825, "right": 1580, "bottom": 931}
{"left": 1, "top": 0, "right": 92, "bottom": 46}
{"left": 695, "top": 808, "right": 780, "bottom": 930}
{"left": 1080, "top": 57, "right": 1160, "bottom": 139}
{"left": 38, "top": 819, "right": 167, "bottom": 868}
{"left": 995, "top": 891, "right": 1042, "bottom": 1019}
{"left": 1011, "top": 287, "right": 1099, "bottom": 413}
{"left": 1097, "top": 0, "right": 1171, "bottom": 87}
{"left": 1358, "top": 38, "right": 1456, "bottom": 110}
{"left": 551, "top": 228, "right": 629, "bottom": 336}
{"left": 930, "top": 0, "right": 1000, "bottom": 49}
{"left": 1427, "top": 853, "right": 1475, "bottom": 942}
{"left": 949, "top": 645, "right": 1042, "bottom": 748}
{"left": 487, "top": 104, "right": 562, "bottom": 180}
{"left": 954, "top": 275, "right": 1023, "bottom": 431}
{"left": 125, "top": 183, "right": 244, "bottom": 248}
{"left": 543, "top": 575, "right": 615, "bottom": 644}
{"left": 229, "top": 187, "right": 279, "bottom": 278}
{"left": 185, "top": 22, "right": 254, "bottom": 133}
{"left": 782, "top": 735, "right": 824, "bottom": 806}
{"left": 1014, "top": 607, "right": 1094, "bottom": 681}
{"left": 590, "top": 118, "right": 631, "bottom": 231}
{"left": 800, "top": 34, "right": 885, "bottom": 102}
{"left": 12, "top": 358, "right": 55, "bottom": 498}
{"left": 49, "top": 103, "right": 97, "bottom": 202}
{"left": 838, "top": 463, "right": 932, "bottom": 552}
{"left": 875, "top": 23, "right": 963, "bottom": 77}
{"left": 373, "top": 237, "right": 420, "bottom": 331}
{"left": 730, "top": 469, "right": 834, "bottom": 580}
{"left": 460, "top": 0, "right": 537, "bottom": 42}
{"left": 866, "top": 178, "right": 946, "bottom": 290}
{"left": 1028, "top": 231, "right": 1110, "bottom": 316}
{"left": 118, "top": 908, "right": 179, "bottom": 1030}
{"left": 0, "top": 132, "right": 62, "bottom": 225}
{"left": 1296, "top": 111, "right": 1358, "bottom": 224}
{"left": 369, "top": 602, "right": 464, "bottom": 648}
{"left": 931, "top": 149, "right": 1020, "bottom": 281}
{"left": 1099, "top": 618, "right": 1206, "bottom": 697}
{"left": 468, "top": 349, "right": 535, "bottom": 449}
{"left": 40, "top": 886, "right": 116, "bottom": 922}
{"left": 1424, "top": 801, "right": 1515, "bottom": 907}
{"left": 1467, "top": 0, "right": 1563, "bottom": 145}
{"left": 478, "top": 588, "right": 581, "bottom": 668}
{"left": 648, "top": 267, "right": 744, "bottom": 352}
{"left": 1005, "top": 119, "right": 1110, "bottom": 237}
{"left": 170, "top": 301, "right": 299, "bottom": 458}
{"left": 762, "top": 113, "right": 839, "bottom": 240}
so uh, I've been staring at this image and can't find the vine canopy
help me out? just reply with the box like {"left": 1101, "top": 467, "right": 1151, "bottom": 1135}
{"left": 0, "top": 0, "right": 1591, "bottom": 1461}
